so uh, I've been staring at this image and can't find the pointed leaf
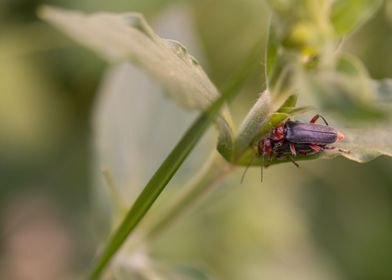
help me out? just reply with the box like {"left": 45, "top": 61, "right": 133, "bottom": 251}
{"left": 38, "top": 6, "right": 222, "bottom": 111}
{"left": 39, "top": 5, "right": 235, "bottom": 165}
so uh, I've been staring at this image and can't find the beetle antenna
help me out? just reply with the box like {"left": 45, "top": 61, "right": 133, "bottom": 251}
{"left": 287, "top": 155, "right": 300, "bottom": 168}
{"left": 240, "top": 154, "right": 257, "bottom": 184}
{"left": 260, "top": 156, "right": 264, "bottom": 183}
{"left": 310, "top": 114, "right": 329, "bottom": 126}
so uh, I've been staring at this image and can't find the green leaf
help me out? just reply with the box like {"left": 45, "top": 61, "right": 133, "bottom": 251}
{"left": 277, "top": 94, "right": 302, "bottom": 114}
{"left": 337, "top": 125, "right": 392, "bottom": 163}
{"left": 39, "top": 6, "right": 218, "bottom": 110}
{"left": 234, "top": 88, "right": 290, "bottom": 163}
{"left": 87, "top": 32, "right": 266, "bottom": 279}
{"left": 38, "top": 6, "right": 234, "bottom": 138}
{"left": 88, "top": 75, "right": 239, "bottom": 279}
{"left": 278, "top": 103, "right": 313, "bottom": 116}
{"left": 331, "top": 0, "right": 383, "bottom": 36}
{"left": 234, "top": 91, "right": 272, "bottom": 159}
{"left": 265, "top": 20, "right": 279, "bottom": 83}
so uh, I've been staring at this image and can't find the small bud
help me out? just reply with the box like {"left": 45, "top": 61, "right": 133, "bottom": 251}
{"left": 283, "top": 21, "right": 321, "bottom": 56}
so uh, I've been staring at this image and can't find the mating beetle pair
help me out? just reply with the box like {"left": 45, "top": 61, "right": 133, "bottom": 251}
{"left": 241, "top": 114, "right": 348, "bottom": 182}
{"left": 258, "top": 114, "right": 346, "bottom": 167}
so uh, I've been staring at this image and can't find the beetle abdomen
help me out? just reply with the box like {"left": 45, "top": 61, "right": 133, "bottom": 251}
{"left": 285, "top": 121, "right": 338, "bottom": 144}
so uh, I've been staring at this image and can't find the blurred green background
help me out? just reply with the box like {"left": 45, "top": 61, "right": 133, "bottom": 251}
{"left": 1, "top": 0, "right": 392, "bottom": 279}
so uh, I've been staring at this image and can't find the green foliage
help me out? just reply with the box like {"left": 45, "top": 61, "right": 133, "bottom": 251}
{"left": 38, "top": 6, "right": 217, "bottom": 110}
{"left": 338, "top": 125, "right": 392, "bottom": 162}
{"left": 39, "top": 6, "right": 234, "bottom": 140}
{"left": 39, "top": 1, "right": 392, "bottom": 278}
{"left": 88, "top": 55, "right": 246, "bottom": 278}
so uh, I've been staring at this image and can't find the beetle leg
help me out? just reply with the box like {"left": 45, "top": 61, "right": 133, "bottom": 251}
{"left": 264, "top": 154, "right": 271, "bottom": 167}
{"left": 338, "top": 148, "right": 350, "bottom": 154}
{"left": 310, "top": 114, "right": 329, "bottom": 126}
{"left": 289, "top": 143, "right": 297, "bottom": 156}
{"left": 260, "top": 160, "right": 264, "bottom": 183}
{"left": 240, "top": 153, "right": 257, "bottom": 184}
{"left": 267, "top": 148, "right": 273, "bottom": 161}
{"left": 324, "top": 146, "right": 350, "bottom": 154}
{"left": 287, "top": 155, "right": 300, "bottom": 168}
{"left": 309, "top": 144, "right": 322, "bottom": 152}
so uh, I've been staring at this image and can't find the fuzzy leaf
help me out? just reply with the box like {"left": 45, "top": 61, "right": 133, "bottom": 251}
{"left": 38, "top": 6, "right": 222, "bottom": 111}
{"left": 331, "top": 0, "right": 383, "bottom": 35}
{"left": 39, "top": 6, "right": 235, "bottom": 162}
{"left": 233, "top": 89, "right": 289, "bottom": 163}
{"left": 87, "top": 37, "right": 253, "bottom": 277}
{"left": 234, "top": 90, "right": 272, "bottom": 159}
{"left": 336, "top": 125, "right": 392, "bottom": 163}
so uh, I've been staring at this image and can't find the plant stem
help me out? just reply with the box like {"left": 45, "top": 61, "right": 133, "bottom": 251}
{"left": 141, "top": 151, "right": 234, "bottom": 242}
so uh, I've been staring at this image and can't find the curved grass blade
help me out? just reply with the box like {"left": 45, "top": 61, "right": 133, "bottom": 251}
{"left": 89, "top": 91, "right": 228, "bottom": 280}
{"left": 88, "top": 36, "right": 264, "bottom": 279}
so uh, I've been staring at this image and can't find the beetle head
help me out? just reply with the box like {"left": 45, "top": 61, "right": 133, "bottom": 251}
{"left": 272, "top": 124, "right": 285, "bottom": 141}
{"left": 258, "top": 138, "right": 272, "bottom": 156}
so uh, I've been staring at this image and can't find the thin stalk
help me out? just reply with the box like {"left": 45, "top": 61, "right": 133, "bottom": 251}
{"left": 142, "top": 152, "right": 233, "bottom": 242}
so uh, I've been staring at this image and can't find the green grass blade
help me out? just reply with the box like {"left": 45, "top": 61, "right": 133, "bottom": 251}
{"left": 89, "top": 105, "right": 220, "bottom": 280}
{"left": 88, "top": 37, "right": 263, "bottom": 280}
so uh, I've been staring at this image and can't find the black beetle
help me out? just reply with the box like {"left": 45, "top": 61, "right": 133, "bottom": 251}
{"left": 241, "top": 114, "right": 348, "bottom": 183}
{"left": 259, "top": 114, "right": 344, "bottom": 158}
